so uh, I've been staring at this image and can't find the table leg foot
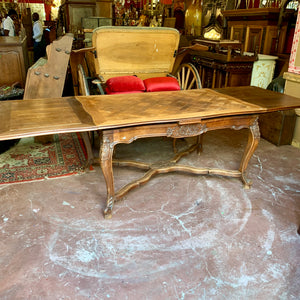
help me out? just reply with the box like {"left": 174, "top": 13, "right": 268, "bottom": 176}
{"left": 104, "top": 209, "right": 112, "bottom": 219}
{"left": 104, "top": 196, "right": 114, "bottom": 219}
{"left": 241, "top": 173, "right": 252, "bottom": 189}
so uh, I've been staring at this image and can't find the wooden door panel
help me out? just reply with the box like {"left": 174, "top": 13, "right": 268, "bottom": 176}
{"left": 0, "top": 50, "right": 23, "bottom": 86}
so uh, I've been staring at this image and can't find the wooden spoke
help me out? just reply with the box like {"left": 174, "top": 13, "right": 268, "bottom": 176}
{"left": 175, "top": 63, "right": 202, "bottom": 90}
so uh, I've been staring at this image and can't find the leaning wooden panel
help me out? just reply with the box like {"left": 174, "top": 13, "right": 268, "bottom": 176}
{"left": 70, "top": 47, "right": 96, "bottom": 95}
{"left": 23, "top": 34, "right": 74, "bottom": 100}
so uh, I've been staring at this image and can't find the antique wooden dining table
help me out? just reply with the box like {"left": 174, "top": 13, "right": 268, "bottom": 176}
{"left": 1, "top": 86, "right": 300, "bottom": 218}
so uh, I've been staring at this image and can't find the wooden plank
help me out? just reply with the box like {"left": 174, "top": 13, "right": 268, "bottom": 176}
{"left": 0, "top": 97, "right": 95, "bottom": 141}
{"left": 214, "top": 86, "right": 300, "bottom": 111}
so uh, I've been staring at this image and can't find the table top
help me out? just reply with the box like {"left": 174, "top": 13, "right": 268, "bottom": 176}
{"left": 0, "top": 87, "right": 299, "bottom": 141}
{"left": 76, "top": 89, "right": 264, "bottom": 128}
{"left": 214, "top": 86, "right": 300, "bottom": 111}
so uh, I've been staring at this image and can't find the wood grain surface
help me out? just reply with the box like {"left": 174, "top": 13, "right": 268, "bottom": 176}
{"left": 214, "top": 86, "right": 300, "bottom": 111}
{"left": 76, "top": 89, "right": 264, "bottom": 128}
{"left": 0, "top": 97, "right": 95, "bottom": 140}
{"left": 92, "top": 27, "right": 180, "bottom": 80}
{"left": 1, "top": 87, "right": 300, "bottom": 141}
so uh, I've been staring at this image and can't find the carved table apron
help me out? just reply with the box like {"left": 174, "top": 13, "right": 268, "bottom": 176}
{"left": 99, "top": 114, "right": 260, "bottom": 219}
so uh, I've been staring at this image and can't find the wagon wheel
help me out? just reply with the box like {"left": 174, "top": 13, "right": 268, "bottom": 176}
{"left": 78, "top": 64, "right": 90, "bottom": 96}
{"left": 175, "top": 63, "right": 202, "bottom": 90}
{"left": 174, "top": 63, "right": 203, "bottom": 153}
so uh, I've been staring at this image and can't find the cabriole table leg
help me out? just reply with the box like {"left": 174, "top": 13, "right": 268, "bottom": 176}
{"left": 239, "top": 117, "right": 260, "bottom": 189}
{"left": 100, "top": 133, "right": 116, "bottom": 219}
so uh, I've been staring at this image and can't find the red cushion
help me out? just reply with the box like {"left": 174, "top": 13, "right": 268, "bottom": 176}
{"left": 106, "top": 76, "right": 145, "bottom": 93}
{"left": 144, "top": 77, "right": 181, "bottom": 92}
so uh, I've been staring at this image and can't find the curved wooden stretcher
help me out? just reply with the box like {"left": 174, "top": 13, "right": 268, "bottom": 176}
{"left": 100, "top": 113, "right": 260, "bottom": 218}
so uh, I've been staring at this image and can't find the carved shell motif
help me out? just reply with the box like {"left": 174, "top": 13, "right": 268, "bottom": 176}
{"left": 166, "top": 124, "right": 207, "bottom": 138}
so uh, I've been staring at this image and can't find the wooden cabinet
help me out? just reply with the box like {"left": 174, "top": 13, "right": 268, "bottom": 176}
{"left": 259, "top": 110, "right": 296, "bottom": 146}
{"left": 223, "top": 8, "right": 289, "bottom": 55}
{"left": 0, "top": 36, "right": 29, "bottom": 88}
{"left": 189, "top": 40, "right": 256, "bottom": 88}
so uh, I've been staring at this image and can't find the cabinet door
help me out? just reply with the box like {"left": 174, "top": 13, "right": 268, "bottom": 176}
{"left": 263, "top": 26, "right": 278, "bottom": 54}
{"left": 230, "top": 25, "right": 245, "bottom": 42}
{"left": 0, "top": 50, "right": 24, "bottom": 87}
{"left": 245, "top": 26, "right": 263, "bottom": 53}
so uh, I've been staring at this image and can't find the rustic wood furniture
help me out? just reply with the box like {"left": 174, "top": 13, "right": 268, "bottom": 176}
{"left": 222, "top": 8, "right": 292, "bottom": 55}
{"left": 23, "top": 34, "right": 74, "bottom": 100}
{"left": 224, "top": 5, "right": 300, "bottom": 147}
{"left": 0, "top": 36, "right": 29, "bottom": 89}
{"left": 222, "top": 5, "right": 298, "bottom": 78}
{"left": 0, "top": 87, "right": 300, "bottom": 219}
{"left": 258, "top": 110, "right": 296, "bottom": 146}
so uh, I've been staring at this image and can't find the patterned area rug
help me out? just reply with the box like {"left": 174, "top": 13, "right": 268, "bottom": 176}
{"left": 0, "top": 133, "right": 91, "bottom": 184}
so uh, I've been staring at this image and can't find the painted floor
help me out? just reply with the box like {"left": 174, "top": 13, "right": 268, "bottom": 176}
{"left": 0, "top": 129, "right": 299, "bottom": 299}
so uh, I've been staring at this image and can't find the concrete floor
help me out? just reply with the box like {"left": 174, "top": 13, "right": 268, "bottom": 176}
{"left": 0, "top": 129, "right": 299, "bottom": 299}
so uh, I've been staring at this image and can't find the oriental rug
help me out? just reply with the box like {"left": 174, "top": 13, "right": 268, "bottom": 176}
{"left": 0, "top": 133, "right": 92, "bottom": 185}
